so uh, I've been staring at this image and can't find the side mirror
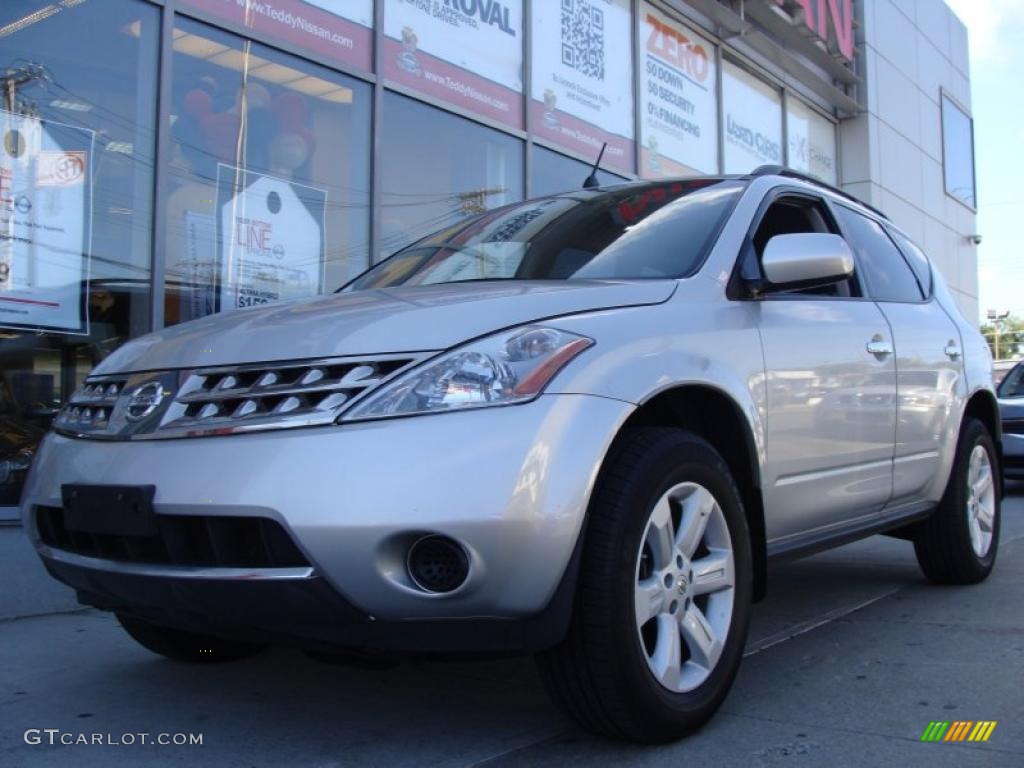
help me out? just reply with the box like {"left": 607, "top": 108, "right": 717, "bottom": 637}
{"left": 760, "top": 233, "right": 854, "bottom": 291}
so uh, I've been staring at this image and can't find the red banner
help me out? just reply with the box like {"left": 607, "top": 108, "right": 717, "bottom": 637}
{"left": 382, "top": 37, "right": 523, "bottom": 129}
{"left": 529, "top": 101, "right": 634, "bottom": 174}
{"left": 639, "top": 147, "right": 702, "bottom": 179}
{"left": 180, "top": 0, "right": 373, "bottom": 73}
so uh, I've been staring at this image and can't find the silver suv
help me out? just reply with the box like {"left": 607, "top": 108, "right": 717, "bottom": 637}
{"left": 22, "top": 168, "right": 1002, "bottom": 743}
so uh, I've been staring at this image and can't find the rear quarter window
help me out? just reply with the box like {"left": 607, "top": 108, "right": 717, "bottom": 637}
{"left": 886, "top": 228, "right": 933, "bottom": 297}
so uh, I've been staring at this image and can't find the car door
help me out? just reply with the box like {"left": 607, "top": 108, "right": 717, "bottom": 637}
{"left": 832, "top": 206, "right": 965, "bottom": 504}
{"left": 741, "top": 192, "right": 896, "bottom": 545}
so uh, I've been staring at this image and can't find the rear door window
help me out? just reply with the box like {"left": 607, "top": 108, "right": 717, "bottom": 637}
{"left": 834, "top": 205, "right": 925, "bottom": 302}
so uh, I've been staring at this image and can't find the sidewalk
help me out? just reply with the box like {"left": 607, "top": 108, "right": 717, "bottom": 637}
{"left": 0, "top": 525, "right": 80, "bottom": 620}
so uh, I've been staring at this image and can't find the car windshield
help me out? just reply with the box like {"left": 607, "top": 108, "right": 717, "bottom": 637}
{"left": 345, "top": 180, "right": 745, "bottom": 290}
{"left": 999, "top": 363, "right": 1024, "bottom": 398}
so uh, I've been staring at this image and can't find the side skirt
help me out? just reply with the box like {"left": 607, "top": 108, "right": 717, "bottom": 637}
{"left": 765, "top": 500, "right": 936, "bottom": 564}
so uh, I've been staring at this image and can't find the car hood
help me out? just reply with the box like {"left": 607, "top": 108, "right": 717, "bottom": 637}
{"left": 94, "top": 280, "right": 676, "bottom": 373}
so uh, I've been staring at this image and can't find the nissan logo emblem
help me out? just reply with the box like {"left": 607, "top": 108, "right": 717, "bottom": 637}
{"left": 125, "top": 382, "right": 165, "bottom": 422}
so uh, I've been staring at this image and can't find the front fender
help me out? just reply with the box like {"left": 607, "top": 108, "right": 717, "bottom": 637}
{"left": 546, "top": 283, "right": 766, "bottom": 477}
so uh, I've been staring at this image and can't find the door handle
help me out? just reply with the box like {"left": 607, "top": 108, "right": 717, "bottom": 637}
{"left": 866, "top": 336, "right": 893, "bottom": 358}
{"left": 944, "top": 341, "right": 961, "bottom": 359}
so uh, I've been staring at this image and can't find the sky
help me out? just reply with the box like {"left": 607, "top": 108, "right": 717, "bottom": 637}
{"left": 945, "top": 0, "right": 1024, "bottom": 321}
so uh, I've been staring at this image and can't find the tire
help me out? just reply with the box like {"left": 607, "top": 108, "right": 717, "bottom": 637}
{"left": 913, "top": 417, "right": 1000, "bottom": 584}
{"left": 116, "top": 613, "right": 265, "bottom": 663}
{"left": 536, "top": 428, "right": 753, "bottom": 743}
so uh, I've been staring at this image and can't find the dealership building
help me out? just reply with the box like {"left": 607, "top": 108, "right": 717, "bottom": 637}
{"left": 0, "top": 0, "right": 976, "bottom": 522}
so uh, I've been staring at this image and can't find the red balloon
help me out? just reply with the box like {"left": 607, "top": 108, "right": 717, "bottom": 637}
{"left": 183, "top": 89, "right": 212, "bottom": 119}
{"left": 273, "top": 91, "right": 309, "bottom": 130}
{"left": 199, "top": 111, "right": 241, "bottom": 161}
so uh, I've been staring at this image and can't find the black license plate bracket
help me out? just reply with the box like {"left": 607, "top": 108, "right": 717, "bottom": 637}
{"left": 61, "top": 484, "right": 157, "bottom": 537}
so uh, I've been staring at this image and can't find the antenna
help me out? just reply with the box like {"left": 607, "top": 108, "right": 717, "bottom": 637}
{"left": 582, "top": 142, "right": 607, "bottom": 189}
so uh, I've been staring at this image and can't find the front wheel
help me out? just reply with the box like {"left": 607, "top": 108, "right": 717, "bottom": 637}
{"left": 913, "top": 418, "right": 1000, "bottom": 584}
{"left": 536, "top": 428, "right": 752, "bottom": 743}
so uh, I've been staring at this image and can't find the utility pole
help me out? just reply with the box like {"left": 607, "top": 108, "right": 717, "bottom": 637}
{"left": 1, "top": 63, "right": 47, "bottom": 114}
{"left": 986, "top": 309, "right": 1011, "bottom": 360}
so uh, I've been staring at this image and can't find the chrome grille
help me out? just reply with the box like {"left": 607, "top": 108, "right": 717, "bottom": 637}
{"left": 163, "top": 357, "right": 415, "bottom": 432}
{"left": 55, "top": 354, "right": 427, "bottom": 440}
{"left": 54, "top": 379, "right": 127, "bottom": 432}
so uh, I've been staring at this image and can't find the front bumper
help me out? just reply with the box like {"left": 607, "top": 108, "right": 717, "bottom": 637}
{"left": 22, "top": 394, "right": 632, "bottom": 647}
{"left": 38, "top": 549, "right": 586, "bottom": 654}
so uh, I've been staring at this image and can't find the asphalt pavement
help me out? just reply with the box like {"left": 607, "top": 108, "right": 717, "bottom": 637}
{"left": 2, "top": 484, "right": 1022, "bottom": 768}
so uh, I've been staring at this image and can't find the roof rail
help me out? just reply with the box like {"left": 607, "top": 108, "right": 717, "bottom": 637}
{"left": 747, "top": 165, "right": 889, "bottom": 221}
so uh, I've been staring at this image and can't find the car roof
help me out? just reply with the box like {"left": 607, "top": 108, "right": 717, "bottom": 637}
{"left": 578, "top": 166, "right": 887, "bottom": 225}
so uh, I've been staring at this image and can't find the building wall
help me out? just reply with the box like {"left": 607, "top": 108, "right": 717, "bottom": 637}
{"left": 841, "top": 0, "right": 978, "bottom": 321}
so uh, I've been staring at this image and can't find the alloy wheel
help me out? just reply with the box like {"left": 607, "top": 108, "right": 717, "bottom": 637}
{"left": 634, "top": 482, "right": 735, "bottom": 693}
{"left": 966, "top": 444, "right": 996, "bottom": 557}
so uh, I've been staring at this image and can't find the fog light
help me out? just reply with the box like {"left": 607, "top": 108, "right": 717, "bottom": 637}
{"left": 406, "top": 535, "right": 469, "bottom": 593}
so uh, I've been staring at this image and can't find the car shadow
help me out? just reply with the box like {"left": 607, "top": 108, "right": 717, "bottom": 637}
{"left": 54, "top": 551, "right": 917, "bottom": 753}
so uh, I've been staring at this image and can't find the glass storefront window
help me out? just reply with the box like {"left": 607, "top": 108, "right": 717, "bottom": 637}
{"left": 941, "top": 92, "right": 976, "bottom": 209}
{"left": 0, "top": 0, "right": 159, "bottom": 509}
{"left": 530, "top": 145, "right": 625, "bottom": 198}
{"left": 379, "top": 93, "right": 523, "bottom": 258}
{"left": 165, "top": 17, "right": 371, "bottom": 324}
{"left": 722, "top": 60, "right": 782, "bottom": 173}
{"left": 382, "top": 0, "right": 524, "bottom": 129}
{"left": 638, "top": 3, "right": 718, "bottom": 177}
{"left": 786, "top": 97, "right": 838, "bottom": 185}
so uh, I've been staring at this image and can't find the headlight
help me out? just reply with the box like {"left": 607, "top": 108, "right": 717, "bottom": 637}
{"left": 339, "top": 326, "right": 593, "bottom": 421}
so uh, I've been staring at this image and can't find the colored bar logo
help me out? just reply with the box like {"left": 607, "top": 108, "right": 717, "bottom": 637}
{"left": 921, "top": 721, "right": 997, "bottom": 742}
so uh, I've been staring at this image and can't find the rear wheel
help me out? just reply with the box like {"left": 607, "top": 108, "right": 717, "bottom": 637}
{"left": 913, "top": 418, "right": 1000, "bottom": 584}
{"left": 536, "top": 428, "right": 752, "bottom": 743}
{"left": 116, "top": 613, "right": 265, "bottom": 663}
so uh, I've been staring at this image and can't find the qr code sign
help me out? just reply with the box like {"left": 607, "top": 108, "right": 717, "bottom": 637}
{"left": 560, "top": 0, "right": 605, "bottom": 81}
